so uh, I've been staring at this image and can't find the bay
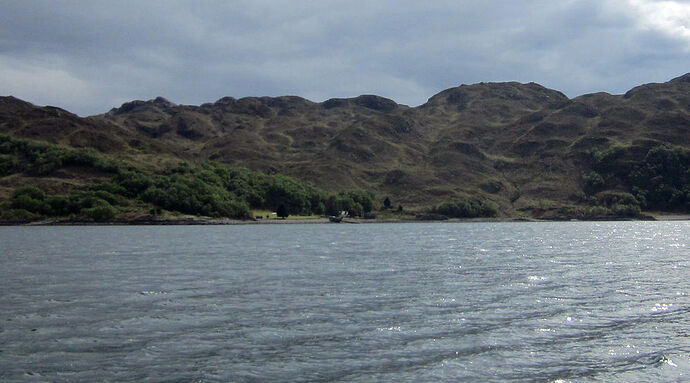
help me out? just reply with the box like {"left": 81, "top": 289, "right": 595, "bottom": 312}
{"left": 0, "top": 222, "right": 688, "bottom": 382}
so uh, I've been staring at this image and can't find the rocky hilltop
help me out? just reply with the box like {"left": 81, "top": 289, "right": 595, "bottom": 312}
{"left": 2, "top": 74, "right": 689, "bottom": 220}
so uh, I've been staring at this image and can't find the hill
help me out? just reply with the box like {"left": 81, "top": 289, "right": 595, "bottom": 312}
{"left": 2, "top": 73, "right": 690, "bottom": 221}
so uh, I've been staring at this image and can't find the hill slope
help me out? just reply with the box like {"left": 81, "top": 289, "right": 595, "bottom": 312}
{"left": 2, "top": 74, "right": 690, "bottom": 220}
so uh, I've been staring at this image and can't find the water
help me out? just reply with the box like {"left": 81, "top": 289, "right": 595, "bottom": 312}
{"left": 0, "top": 222, "right": 688, "bottom": 382}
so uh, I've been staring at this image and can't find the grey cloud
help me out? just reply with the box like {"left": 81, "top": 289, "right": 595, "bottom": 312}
{"left": 1, "top": 1, "right": 688, "bottom": 115}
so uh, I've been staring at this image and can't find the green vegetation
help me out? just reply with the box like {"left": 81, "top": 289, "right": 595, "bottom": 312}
{"left": 276, "top": 204, "right": 288, "bottom": 219}
{"left": 3, "top": 74, "right": 690, "bottom": 222}
{"left": 0, "top": 135, "right": 376, "bottom": 222}
{"left": 589, "top": 144, "right": 690, "bottom": 212}
{"left": 4, "top": 76, "right": 690, "bottom": 222}
{"left": 116, "top": 166, "right": 251, "bottom": 219}
{"left": 430, "top": 198, "right": 498, "bottom": 218}
{"left": 3, "top": 185, "right": 121, "bottom": 221}
{"left": 582, "top": 171, "right": 605, "bottom": 194}
{"left": 553, "top": 191, "right": 642, "bottom": 219}
{"left": 0, "top": 134, "right": 120, "bottom": 176}
{"left": 2, "top": 129, "right": 685, "bottom": 222}
{"left": 323, "top": 190, "right": 375, "bottom": 217}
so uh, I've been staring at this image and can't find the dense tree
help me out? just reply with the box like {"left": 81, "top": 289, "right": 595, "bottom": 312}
{"left": 277, "top": 204, "right": 288, "bottom": 219}
{"left": 431, "top": 198, "right": 498, "bottom": 218}
{"left": 590, "top": 144, "right": 690, "bottom": 212}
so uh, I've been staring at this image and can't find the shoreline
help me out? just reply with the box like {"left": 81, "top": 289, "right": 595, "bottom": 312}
{"left": 1, "top": 213, "right": 688, "bottom": 226}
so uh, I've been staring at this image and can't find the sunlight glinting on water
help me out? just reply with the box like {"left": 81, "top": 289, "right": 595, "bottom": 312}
{"left": 0, "top": 222, "right": 688, "bottom": 382}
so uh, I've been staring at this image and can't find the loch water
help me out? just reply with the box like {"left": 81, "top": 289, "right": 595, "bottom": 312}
{"left": 0, "top": 222, "right": 688, "bottom": 382}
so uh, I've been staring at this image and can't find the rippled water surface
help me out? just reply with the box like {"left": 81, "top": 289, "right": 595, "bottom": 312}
{"left": 0, "top": 222, "right": 688, "bottom": 382}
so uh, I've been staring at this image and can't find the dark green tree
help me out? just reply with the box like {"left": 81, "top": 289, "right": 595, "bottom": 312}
{"left": 277, "top": 204, "right": 288, "bottom": 219}
{"left": 383, "top": 196, "right": 391, "bottom": 209}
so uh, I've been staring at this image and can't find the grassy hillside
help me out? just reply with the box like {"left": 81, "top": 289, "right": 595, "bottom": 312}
{"left": 2, "top": 73, "right": 690, "bottom": 221}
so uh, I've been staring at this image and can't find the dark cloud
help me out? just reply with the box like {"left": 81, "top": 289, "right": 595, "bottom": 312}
{"left": 1, "top": 1, "right": 688, "bottom": 115}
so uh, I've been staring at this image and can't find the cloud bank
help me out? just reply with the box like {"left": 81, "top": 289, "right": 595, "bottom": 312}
{"left": 1, "top": 1, "right": 688, "bottom": 115}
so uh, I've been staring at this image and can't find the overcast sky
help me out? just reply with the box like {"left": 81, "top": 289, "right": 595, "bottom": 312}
{"left": 1, "top": 1, "right": 689, "bottom": 116}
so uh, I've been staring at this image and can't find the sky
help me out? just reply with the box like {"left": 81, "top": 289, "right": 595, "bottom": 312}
{"left": 1, "top": 1, "right": 689, "bottom": 116}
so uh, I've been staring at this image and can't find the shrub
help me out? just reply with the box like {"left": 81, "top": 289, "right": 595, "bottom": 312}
{"left": 60, "top": 147, "right": 120, "bottom": 172}
{"left": 46, "top": 195, "right": 70, "bottom": 216}
{"left": 346, "top": 190, "right": 375, "bottom": 213}
{"left": 611, "top": 203, "right": 641, "bottom": 217}
{"left": 10, "top": 186, "right": 50, "bottom": 215}
{"left": 81, "top": 201, "right": 118, "bottom": 221}
{"left": 0, "top": 154, "right": 18, "bottom": 176}
{"left": 431, "top": 198, "right": 498, "bottom": 218}
{"left": 91, "top": 182, "right": 129, "bottom": 197}
{"left": 582, "top": 171, "right": 605, "bottom": 194}
{"left": 27, "top": 150, "right": 63, "bottom": 175}
{"left": 595, "top": 191, "right": 639, "bottom": 207}
{"left": 115, "top": 171, "right": 157, "bottom": 197}
{"left": 325, "top": 193, "right": 364, "bottom": 217}
{"left": 587, "top": 206, "right": 610, "bottom": 217}
{"left": 0, "top": 208, "right": 41, "bottom": 221}
{"left": 12, "top": 186, "right": 46, "bottom": 201}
